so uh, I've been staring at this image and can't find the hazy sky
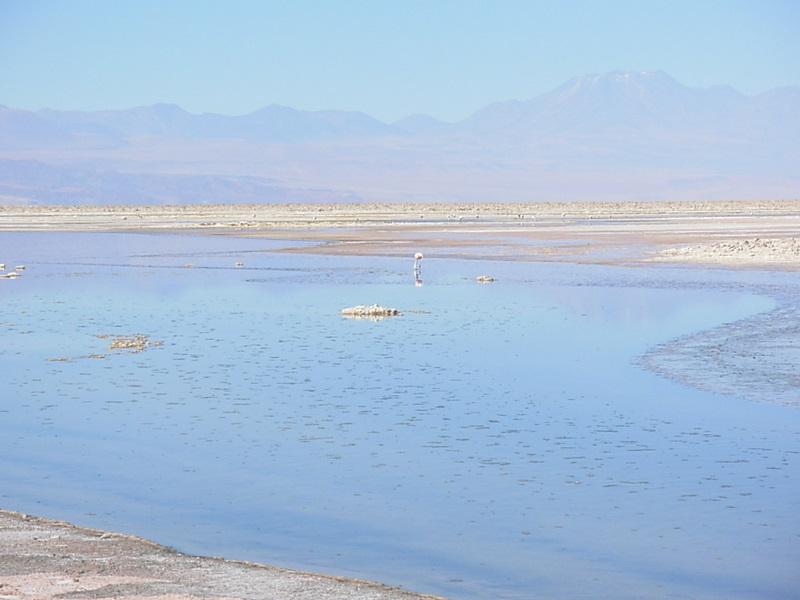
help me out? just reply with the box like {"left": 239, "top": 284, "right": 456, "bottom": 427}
{"left": 1, "top": 0, "right": 798, "bottom": 122}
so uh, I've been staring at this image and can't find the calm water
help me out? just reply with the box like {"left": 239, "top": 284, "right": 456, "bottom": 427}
{"left": 1, "top": 232, "right": 798, "bottom": 600}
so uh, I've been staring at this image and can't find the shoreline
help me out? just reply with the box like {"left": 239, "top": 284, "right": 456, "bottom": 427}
{"left": 0, "top": 509, "right": 449, "bottom": 600}
{"left": 1, "top": 200, "right": 799, "bottom": 269}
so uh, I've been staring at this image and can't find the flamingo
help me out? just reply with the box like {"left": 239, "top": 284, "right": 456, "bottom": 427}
{"left": 413, "top": 252, "right": 424, "bottom": 285}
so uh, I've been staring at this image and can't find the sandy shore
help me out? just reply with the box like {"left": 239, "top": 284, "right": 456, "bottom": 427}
{"left": 1, "top": 200, "right": 798, "bottom": 599}
{"left": 0, "top": 510, "right": 447, "bottom": 600}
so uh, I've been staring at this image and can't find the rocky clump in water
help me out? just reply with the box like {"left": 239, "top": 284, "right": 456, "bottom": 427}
{"left": 99, "top": 333, "right": 162, "bottom": 353}
{"left": 340, "top": 304, "right": 400, "bottom": 319}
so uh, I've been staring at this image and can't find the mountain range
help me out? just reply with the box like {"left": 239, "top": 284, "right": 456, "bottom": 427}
{"left": 1, "top": 71, "right": 798, "bottom": 205}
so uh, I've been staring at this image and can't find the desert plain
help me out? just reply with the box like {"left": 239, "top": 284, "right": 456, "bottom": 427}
{"left": 1, "top": 200, "right": 799, "bottom": 269}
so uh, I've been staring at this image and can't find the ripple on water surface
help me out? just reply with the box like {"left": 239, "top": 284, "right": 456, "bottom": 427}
{"left": 1, "top": 232, "right": 798, "bottom": 600}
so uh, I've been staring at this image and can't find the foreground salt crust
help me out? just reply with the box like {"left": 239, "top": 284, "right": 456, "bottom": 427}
{"left": 0, "top": 510, "right": 449, "bottom": 600}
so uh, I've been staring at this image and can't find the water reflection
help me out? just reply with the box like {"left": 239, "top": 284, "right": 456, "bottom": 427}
{"left": 1, "top": 232, "right": 798, "bottom": 600}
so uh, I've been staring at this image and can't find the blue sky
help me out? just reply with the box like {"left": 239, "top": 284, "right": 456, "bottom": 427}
{"left": 1, "top": 0, "right": 798, "bottom": 122}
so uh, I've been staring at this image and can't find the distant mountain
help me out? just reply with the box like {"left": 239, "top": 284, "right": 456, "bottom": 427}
{"left": 34, "top": 103, "right": 396, "bottom": 143}
{"left": 458, "top": 70, "right": 798, "bottom": 145}
{"left": 5, "top": 71, "right": 799, "bottom": 150}
{"left": 37, "top": 103, "right": 194, "bottom": 138}
{"left": 1, "top": 71, "right": 798, "bottom": 204}
{"left": 459, "top": 71, "right": 746, "bottom": 134}
{"left": 239, "top": 105, "right": 396, "bottom": 141}
{"left": 0, "top": 105, "right": 75, "bottom": 149}
{"left": 455, "top": 71, "right": 799, "bottom": 173}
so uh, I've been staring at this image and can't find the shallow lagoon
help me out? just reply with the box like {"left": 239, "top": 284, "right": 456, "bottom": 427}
{"left": 1, "top": 232, "right": 798, "bottom": 600}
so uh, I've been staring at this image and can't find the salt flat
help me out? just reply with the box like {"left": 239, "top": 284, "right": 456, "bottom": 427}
{"left": 1, "top": 200, "right": 798, "bottom": 600}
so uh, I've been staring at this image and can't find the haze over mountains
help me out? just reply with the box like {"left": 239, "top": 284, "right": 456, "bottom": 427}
{"left": 1, "top": 71, "right": 798, "bottom": 205}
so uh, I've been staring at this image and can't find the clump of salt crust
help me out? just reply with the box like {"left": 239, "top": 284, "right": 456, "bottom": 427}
{"left": 476, "top": 275, "right": 496, "bottom": 283}
{"left": 97, "top": 333, "right": 162, "bottom": 353}
{"left": 658, "top": 237, "right": 800, "bottom": 264}
{"left": 340, "top": 304, "right": 400, "bottom": 319}
{"left": 47, "top": 334, "right": 161, "bottom": 362}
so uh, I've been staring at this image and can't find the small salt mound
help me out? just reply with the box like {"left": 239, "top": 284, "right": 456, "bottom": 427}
{"left": 340, "top": 304, "right": 400, "bottom": 319}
